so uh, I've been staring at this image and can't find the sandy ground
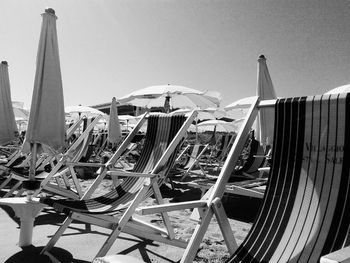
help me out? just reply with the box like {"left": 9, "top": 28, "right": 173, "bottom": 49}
{"left": 0, "top": 174, "right": 262, "bottom": 263}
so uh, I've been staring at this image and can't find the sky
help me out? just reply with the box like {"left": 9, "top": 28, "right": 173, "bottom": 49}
{"left": 1, "top": 0, "right": 350, "bottom": 112}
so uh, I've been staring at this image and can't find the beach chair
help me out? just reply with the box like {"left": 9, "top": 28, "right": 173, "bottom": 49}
{"left": 0, "top": 116, "right": 102, "bottom": 199}
{"left": 176, "top": 143, "right": 209, "bottom": 181}
{"left": 233, "top": 131, "right": 266, "bottom": 179}
{"left": 206, "top": 133, "right": 234, "bottom": 166}
{"left": 39, "top": 112, "right": 196, "bottom": 260}
{"left": 136, "top": 94, "right": 350, "bottom": 262}
{"left": 187, "top": 131, "right": 268, "bottom": 198}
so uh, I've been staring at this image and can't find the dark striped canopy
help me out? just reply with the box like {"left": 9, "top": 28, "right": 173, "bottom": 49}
{"left": 228, "top": 94, "right": 350, "bottom": 263}
{"left": 41, "top": 114, "right": 186, "bottom": 215}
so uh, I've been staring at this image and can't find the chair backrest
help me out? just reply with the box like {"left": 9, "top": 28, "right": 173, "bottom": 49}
{"left": 216, "top": 134, "right": 233, "bottom": 159}
{"left": 184, "top": 144, "right": 207, "bottom": 170}
{"left": 239, "top": 135, "right": 265, "bottom": 174}
{"left": 49, "top": 114, "right": 191, "bottom": 214}
{"left": 227, "top": 94, "right": 350, "bottom": 262}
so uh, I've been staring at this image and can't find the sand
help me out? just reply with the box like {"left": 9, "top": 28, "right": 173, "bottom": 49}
{"left": 0, "top": 175, "right": 262, "bottom": 263}
{"left": 80, "top": 177, "right": 261, "bottom": 262}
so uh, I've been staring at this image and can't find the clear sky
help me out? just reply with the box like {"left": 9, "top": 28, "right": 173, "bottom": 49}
{"left": 1, "top": 0, "right": 350, "bottom": 110}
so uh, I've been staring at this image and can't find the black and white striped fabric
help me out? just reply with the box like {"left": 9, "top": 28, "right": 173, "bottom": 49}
{"left": 41, "top": 114, "right": 186, "bottom": 214}
{"left": 228, "top": 94, "right": 350, "bottom": 263}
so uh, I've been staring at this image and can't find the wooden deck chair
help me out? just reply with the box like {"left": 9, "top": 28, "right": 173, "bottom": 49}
{"left": 136, "top": 94, "right": 350, "bottom": 262}
{"left": 233, "top": 132, "right": 266, "bottom": 179}
{"left": 204, "top": 133, "right": 235, "bottom": 168}
{"left": 39, "top": 112, "right": 196, "bottom": 260}
{"left": 0, "top": 116, "right": 102, "bottom": 199}
{"left": 178, "top": 143, "right": 209, "bottom": 181}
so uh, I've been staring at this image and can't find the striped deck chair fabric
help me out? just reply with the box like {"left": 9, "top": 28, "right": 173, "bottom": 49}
{"left": 228, "top": 94, "right": 350, "bottom": 262}
{"left": 40, "top": 113, "right": 193, "bottom": 260}
{"left": 40, "top": 114, "right": 187, "bottom": 214}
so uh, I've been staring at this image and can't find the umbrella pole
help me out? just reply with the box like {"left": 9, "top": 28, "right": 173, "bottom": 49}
{"left": 24, "top": 142, "right": 38, "bottom": 201}
{"left": 29, "top": 143, "right": 37, "bottom": 181}
{"left": 195, "top": 119, "right": 198, "bottom": 142}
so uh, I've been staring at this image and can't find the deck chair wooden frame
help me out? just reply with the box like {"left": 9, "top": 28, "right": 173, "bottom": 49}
{"left": 137, "top": 94, "right": 350, "bottom": 262}
{"left": 39, "top": 112, "right": 197, "bottom": 260}
{"left": 0, "top": 116, "right": 103, "bottom": 199}
{"left": 179, "top": 143, "right": 209, "bottom": 181}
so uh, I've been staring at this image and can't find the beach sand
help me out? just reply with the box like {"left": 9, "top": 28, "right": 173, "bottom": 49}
{"left": 0, "top": 176, "right": 262, "bottom": 262}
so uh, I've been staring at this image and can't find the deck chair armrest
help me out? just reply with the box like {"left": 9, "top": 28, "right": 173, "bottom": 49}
{"left": 106, "top": 169, "right": 155, "bottom": 178}
{"left": 320, "top": 246, "right": 350, "bottom": 263}
{"left": 136, "top": 200, "right": 207, "bottom": 215}
{"left": 66, "top": 161, "right": 106, "bottom": 168}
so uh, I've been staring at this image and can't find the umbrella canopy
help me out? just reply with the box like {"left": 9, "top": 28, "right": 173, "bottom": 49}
{"left": 197, "top": 119, "right": 237, "bottom": 133}
{"left": 65, "top": 105, "right": 106, "bottom": 120}
{"left": 107, "top": 97, "right": 122, "bottom": 144}
{"left": 0, "top": 61, "right": 18, "bottom": 145}
{"left": 23, "top": 8, "right": 66, "bottom": 156}
{"left": 224, "top": 96, "right": 257, "bottom": 111}
{"left": 324, "top": 84, "right": 350, "bottom": 94}
{"left": 13, "top": 107, "right": 29, "bottom": 121}
{"left": 119, "top": 84, "right": 221, "bottom": 110}
{"left": 255, "top": 55, "right": 277, "bottom": 147}
{"left": 171, "top": 107, "right": 225, "bottom": 121}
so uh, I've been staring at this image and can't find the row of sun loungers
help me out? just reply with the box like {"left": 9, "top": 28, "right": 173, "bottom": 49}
{"left": 1, "top": 94, "right": 350, "bottom": 262}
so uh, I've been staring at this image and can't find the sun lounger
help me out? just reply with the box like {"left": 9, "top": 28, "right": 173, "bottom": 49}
{"left": 39, "top": 112, "right": 196, "bottom": 261}
{"left": 0, "top": 116, "right": 102, "bottom": 199}
{"left": 176, "top": 143, "right": 209, "bottom": 180}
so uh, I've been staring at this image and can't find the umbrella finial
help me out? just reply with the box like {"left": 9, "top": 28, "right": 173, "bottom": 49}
{"left": 258, "top": 54, "right": 266, "bottom": 60}
{"left": 1, "top": 61, "right": 8, "bottom": 65}
{"left": 45, "top": 8, "right": 55, "bottom": 15}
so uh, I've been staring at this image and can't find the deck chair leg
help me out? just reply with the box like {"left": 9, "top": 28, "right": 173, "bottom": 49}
{"left": 68, "top": 166, "right": 83, "bottom": 198}
{"left": 211, "top": 197, "right": 238, "bottom": 254}
{"left": 0, "top": 176, "right": 12, "bottom": 191}
{"left": 151, "top": 179, "right": 175, "bottom": 239}
{"left": 4, "top": 181, "right": 22, "bottom": 197}
{"left": 81, "top": 169, "right": 107, "bottom": 200}
{"left": 181, "top": 209, "right": 214, "bottom": 263}
{"left": 96, "top": 182, "right": 151, "bottom": 258}
{"left": 41, "top": 216, "right": 74, "bottom": 255}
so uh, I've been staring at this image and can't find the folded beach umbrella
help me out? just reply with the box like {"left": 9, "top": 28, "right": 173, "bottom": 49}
{"left": 0, "top": 61, "right": 18, "bottom": 145}
{"left": 255, "top": 55, "right": 277, "bottom": 147}
{"left": 119, "top": 84, "right": 221, "bottom": 110}
{"left": 107, "top": 97, "right": 122, "bottom": 145}
{"left": 22, "top": 8, "right": 66, "bottom": 181}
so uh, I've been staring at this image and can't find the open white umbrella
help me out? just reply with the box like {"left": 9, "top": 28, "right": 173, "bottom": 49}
{"left": 13, "top": 107, "right": 30, "bottom": 121}
{"left": 22, "top": 8, "right": 66, "bottom": 188}
{"left": 119, "top": 84, "right": 221, "bottom": 110}
{"left": 324, "top": 84, "right": 350, "bottom": 94}
{"left": 224, "top": 96, "right": 257, "bottom": 111}
{"left": 197, "top": 119, "right": 237, "bottom": 133}
{"left": 0, "top": 61, "right": 18, "bottom": 145}
{"left": 255, "top": 55, "right": 277, "bottom": 147}
{"left": 65, "top": 105, "right": 106, "bottom": 120}
{"left": 107, "top": 97, "right": 122, "bottom": 145}
{"left": 171, "top": 107, "right": 225, "bottom": 121}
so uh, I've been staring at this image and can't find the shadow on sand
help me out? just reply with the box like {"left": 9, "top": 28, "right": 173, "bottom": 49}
{"left": 4, "top": 246, "right": 87, "bottom": 263}
{"left": 160, "top": 181, "right": 262, "bottom": 224}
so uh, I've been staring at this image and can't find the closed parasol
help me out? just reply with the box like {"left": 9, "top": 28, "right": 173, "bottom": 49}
{"left": 107, "top": 97, "right": 122, "bottom": 145}
{"left": 0, "top": 61, "right": 18, "bottom": 145}
{"left": 22, "top": 8, "right": 66, "bottom": 191}
{"left": 255, "top": 55, "right": 277, "bottom": 147}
